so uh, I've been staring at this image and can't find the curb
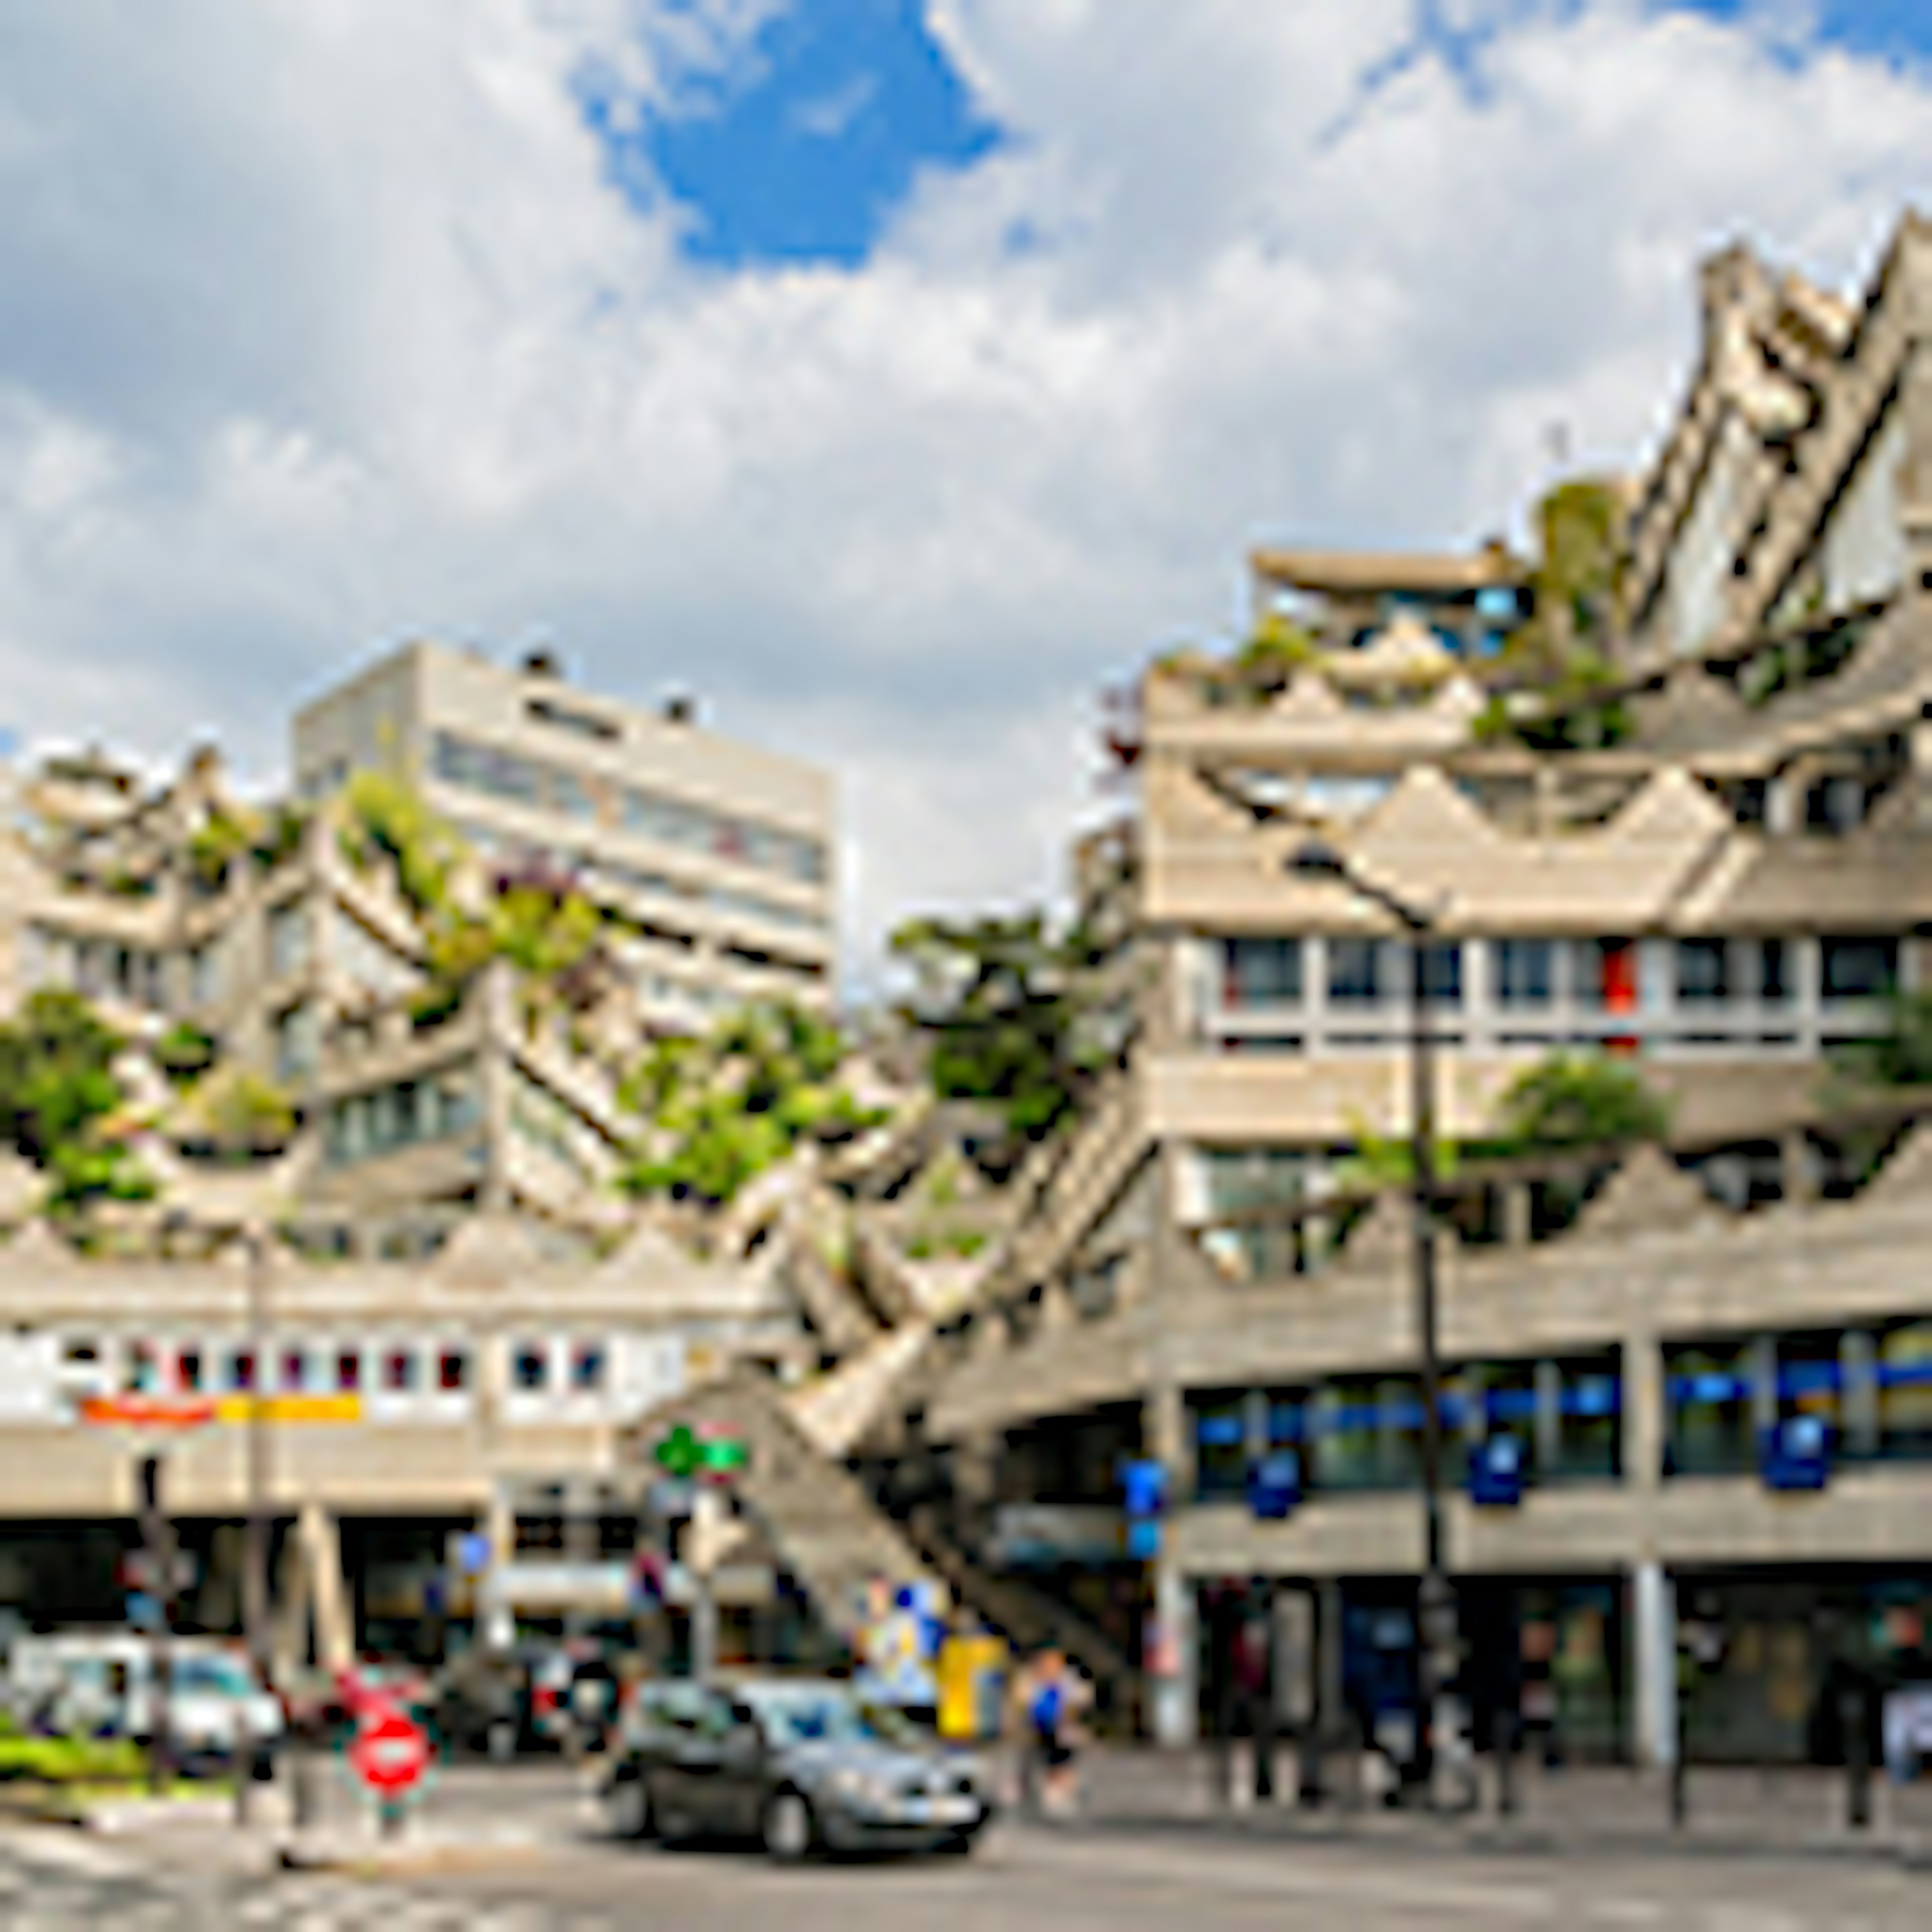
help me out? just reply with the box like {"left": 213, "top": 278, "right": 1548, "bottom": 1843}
{"left": 1062, "top": 1808, "right": 1932, "bottom": 1870}
{"left": 277, "top": 1835, "right": 547, "bottom": 1879}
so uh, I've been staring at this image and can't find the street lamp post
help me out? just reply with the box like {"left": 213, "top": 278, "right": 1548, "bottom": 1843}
{"left": 1288, "top": 841, "right": 1459, "bottom": 1804}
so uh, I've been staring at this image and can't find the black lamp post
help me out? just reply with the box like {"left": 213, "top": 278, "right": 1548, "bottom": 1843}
{"left": 1287, "top": 840, "right": 1457, "bottom": 1802}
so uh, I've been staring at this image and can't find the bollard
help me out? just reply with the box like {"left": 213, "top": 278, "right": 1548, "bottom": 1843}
{"left": 1843, "top": 1684, "right": 1872, "bottom": 1832}
{"left": 1496, "top": 1709, "right": 1517, "bottom": 1820}
{"left": 1296, "top": 1724, "right": 1324, "bottom": 1809}
{"left": 291, "top": 1740, "right": 320, "bottom": 1832}
{"left": 379, "top": 1795, "right": 405, "bottom": 1840}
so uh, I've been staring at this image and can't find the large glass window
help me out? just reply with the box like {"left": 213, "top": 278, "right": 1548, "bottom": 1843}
{"left": 1877, "top": 1320, "right": 1932, "bottom": 1460}
{"left": 1755, "top": 940, "right": 1790, "bottom": 1004}
{"left": 1820, "top": 936, "right": 1898, "bottom": 1000}
{"left": 1674, "top": 939, "right": 1731, "bottom": 1005}
{"left": 1222, "top": 938, "right": 1303, "bottom": 1008}
{"left": 1418, "top": 942, "right": 1463, "bottom": 1007}
{"left": 1326, "top": 939, "right": 1388, "bottom": 1007}
{"left": 1664, "top": 1339, "right": 1757, "bottom": 1477}
{"left": 1493, "top": 939, "right": 1555, "bottom": 1008}
{"left": 1553, "top": 1356, "right": 1621, "bottom": 1480}
{"left": 1190, "top": 1393, "right": 1249, "bottom": 1498}
{"left": 1312, "top": 1377, "right": 1421, "bottom": 1492}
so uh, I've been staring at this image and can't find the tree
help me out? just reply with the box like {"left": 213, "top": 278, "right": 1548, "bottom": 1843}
{"left": 618, "top": 1001, "right": 888, "bottom": 1207}
{"left": 889, "top": 911, "right": 1114, "bottom": 1147}
{"left": 1492, "top": 1051, "right": 1670, "bottom": 1152}
{"left": 0, "top": 991, "right": 153, "bottom": 1212}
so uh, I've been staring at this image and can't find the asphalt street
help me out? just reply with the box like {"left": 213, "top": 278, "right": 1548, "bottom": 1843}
{"left": 4, "top": 1794, "right": 1930, "bottom": 1930}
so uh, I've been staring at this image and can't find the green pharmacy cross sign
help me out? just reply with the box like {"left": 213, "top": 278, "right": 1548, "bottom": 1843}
{"left": 655, "top": 1422, "right": 750, "bottom": 1484}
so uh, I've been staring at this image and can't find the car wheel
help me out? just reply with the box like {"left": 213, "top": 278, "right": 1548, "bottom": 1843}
{"left": 935, "top": 1831, "right": 977, "bottom": 1857}
{"left": 487, "top": 1718, "right": 515, "bottom": 1763}
{"left": 761, "top": 1789, "right": 816, "bottom": 1863}
{"left": 608, "top": 1769, "right": 656, "bottom": 1841}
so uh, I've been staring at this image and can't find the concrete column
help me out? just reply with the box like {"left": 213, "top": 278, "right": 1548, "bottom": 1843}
{"left": 299, "top": 1501, "right": 353, "bottom": 1674}
{"left": 1781, "top": 1130, "right": 1818, "bottom": 1205}
{"left": 1841, "top": 1330, "right": 1880, "bottom": 1460}
{"left": 1624, "top": 1327, "right": 1664, "bottom": 1493}
{"left": 1634, "top": 1561, "right": 1677, "bottom": 1768}
{"left": 1501, "top": 1182, "right": 1534, "bottom": 1248}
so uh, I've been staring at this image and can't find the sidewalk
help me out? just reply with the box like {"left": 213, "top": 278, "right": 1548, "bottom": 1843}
{"left": 1057, "top": 1745, "right": 1932, "bottom": 1867}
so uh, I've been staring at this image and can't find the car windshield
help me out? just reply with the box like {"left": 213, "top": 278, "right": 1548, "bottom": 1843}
{"left": 740, "top": 1685, "right": 919, "bottom": 1748}
{"left": 174, "top": 1656, "right": 253, "bottom": 1697}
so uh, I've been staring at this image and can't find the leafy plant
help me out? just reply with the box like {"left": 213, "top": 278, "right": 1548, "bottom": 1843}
{"left": 1492, "top": 1051, "right": 1670, "bottom": 1151}
{"left": 1234, "top": 613, "right": 1321, "bottom": 688}
{"left": 178, "top": 1066, "right": 298, "bottom": 1155}
{"left": 891, "top": 911, "right": 1114, "bottom": 1148}
{"left": 0, "top": 991, "right": 153, "bottom": 1213}
{"left": 251, "top": 802, "right": 310, "bottom": 872}
{"left": 153, "top": 1022, "right": 218, "bottom": 1085}
{"left": 186, "top": 808, "right": 260, "bottom": 893}
{"left": 617, "top": 1001, "right": 888, "bottom": 1206}
{"left": 338, "top": 770, "right": 460, "bottom": 918}
{"left": 1830, "top": 989, "right": 1932, "bottom": 1090}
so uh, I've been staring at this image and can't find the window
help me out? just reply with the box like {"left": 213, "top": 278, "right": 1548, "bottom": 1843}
{"left": 1312, "top": 1377, "right": 1422, "bottom": 1492}
{"left": 126, "top": 1343, "right": 158, "bottom": 1395}
{"left": 550, "top": 770, "right": 597, "bottom": 821}
{"left": 1493, "top": 940, "right": 1554, "bottom": 1008}
{"left": 1222, "top": 938, "right": 1302, "bottom": 1008}
{"left": 1878, "top": 1321, "right": 1932, "bottom": 1460}
{"left": 1326, "top": 938, "right": 1387, "bottom": 1006}
{"left": 179, "top": 1348, "right": 204, "bottom": 1393}
{"left": 1664, "top": 1340, "right": 1756, "bottom": 1477}
{"left": 513, "top": 1343, "right": 547, "bottom": 1392}
{"left": 1552, "top": 1355, "right": 1621, "bottom": 1480}
{"left": 438, "top": 1348, "right": 470, "bottom": 1393}
{"left": 570, "top": 1343, "right": 606, "bottom": 1393}
{"left": 1189, "top": 1394, "right": 1249, "bottom": 1499}
{"left": 267, "top": 903, "right": 309, "bottom": 981}
{"left": 1821, "top": 936, "right": 1897, "bottom": 1000}
{"left": 1756, "top": 940, "right": 1790, "bottom": 1003}
{"left": 1674, "top": 939, "right": 1731, "bottom": 1005}
{"left": 228, "top": 1349, "right": 257, "bottom": 1393}
{"left": 280, "top": 1347, "right": 307, "bottom": 1393}
{"left": 1418, "top": 942, "right": 1462, "bottom": 1008}
{"left": 336, "top": 1348, "right": 362, "bottom": 1394}
{"left": 274, "top": 1004, "right": 316, "bottom": 1084}
{"left": 383, "top": 1347, "right": 417, "bottom": 1393}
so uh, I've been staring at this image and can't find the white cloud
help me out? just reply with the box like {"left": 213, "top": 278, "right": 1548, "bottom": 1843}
{"left": 0, "top": 2, "right": 1928, "bottom": 993}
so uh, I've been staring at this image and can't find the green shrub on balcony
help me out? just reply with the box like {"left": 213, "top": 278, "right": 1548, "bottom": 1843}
{"left": 153, "top": 1022, "right": 218, "bottom": 1085}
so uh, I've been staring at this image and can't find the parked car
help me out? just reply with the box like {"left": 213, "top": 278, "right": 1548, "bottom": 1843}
{"left": 5, "top": 1632, "right": 283, "bottom": 1774}
{"left": 601, "top": 1676, "right": 993, "bottom": 1860}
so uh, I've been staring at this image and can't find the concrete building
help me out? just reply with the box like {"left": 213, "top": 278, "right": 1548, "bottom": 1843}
{"left": 293, "top": 642, "right": 836, "bottom": 1033}
{"left": 870, "top": 208, "right": 1932, "bottom": 1766}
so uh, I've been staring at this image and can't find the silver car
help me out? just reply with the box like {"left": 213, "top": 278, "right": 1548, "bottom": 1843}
{"left": 602, "top": 1676, "right": 992, "bottom": 1860}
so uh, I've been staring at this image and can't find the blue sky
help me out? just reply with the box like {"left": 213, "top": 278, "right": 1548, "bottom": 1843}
{"left": 598, "top": 0, "right": 1000, "bottom": 267}
{"left": 598, "top": 2, "right": 1932, "bottom": 272}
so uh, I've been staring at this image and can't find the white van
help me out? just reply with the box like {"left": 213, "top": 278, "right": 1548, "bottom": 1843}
{"left": 6, "top": 1632, "right": 284, "bottom": 1766}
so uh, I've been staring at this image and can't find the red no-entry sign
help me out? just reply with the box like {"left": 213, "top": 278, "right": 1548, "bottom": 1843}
{"left": 350, "top": 1705, "right": 430, "bottom": 1794}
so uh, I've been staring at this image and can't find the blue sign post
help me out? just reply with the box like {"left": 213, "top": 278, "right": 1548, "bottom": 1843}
{"left": 1122, "top": 1459, "right": 1168, "bottom": 1562}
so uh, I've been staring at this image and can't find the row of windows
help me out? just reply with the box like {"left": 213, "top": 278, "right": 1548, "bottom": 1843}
{"left": 430, "top": 732, "right": 826, "bottom": 886}
{"left": 1177, "top": 1318, "right": 1932, "bottom": 1500}
{"left": 323, "top": 1071, "right": 479, "bottom": 1167}
{"left": 108, "top": 1338, "right": 611, "bottom": 1396}
{"left": 1218, "top": 935, "right": 1900, "bottom": 1013}
{"left": 1188, "top": 1354, "right": 1619, "bottom": 1500}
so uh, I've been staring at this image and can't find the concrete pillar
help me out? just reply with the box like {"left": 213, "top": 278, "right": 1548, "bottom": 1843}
{"left": 1634, "top": 1561, "right": 1677, "bottom": 1768}
{"left": 1501, "top": 1182, "right": 1534, "bottom": 1248}
{"left": 1781, "top": 1130, "right": 1818, "bottom": 1206}
{"left": 299, "top": 1502, "right": 353, "bottom": 1674}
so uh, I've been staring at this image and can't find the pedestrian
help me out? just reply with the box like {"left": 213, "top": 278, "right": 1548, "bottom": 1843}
{"left": 1026, "top": 1647, "right": 1091, "bottom": 1820}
